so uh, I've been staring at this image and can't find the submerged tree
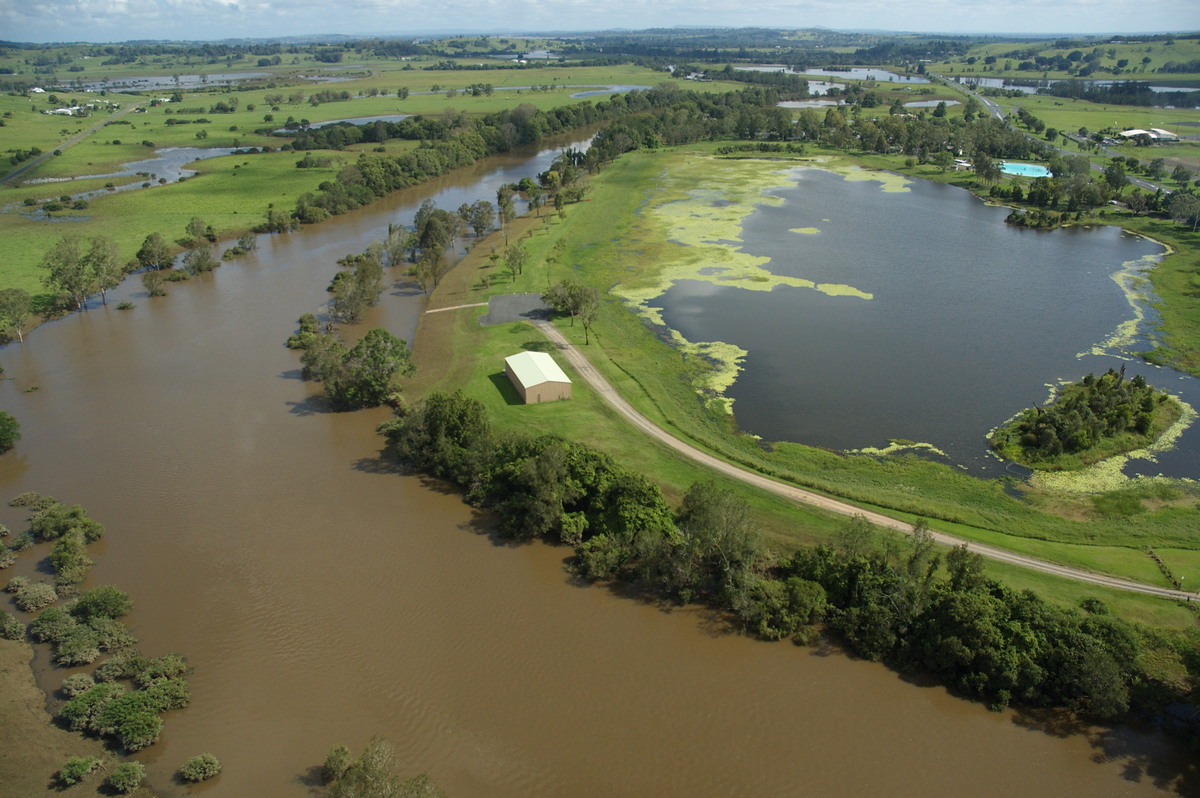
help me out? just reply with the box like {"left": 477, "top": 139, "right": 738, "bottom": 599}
{"left": 301, "top": 329, "right": 414, "bottom": 410}
{"left": 322, "top": 736, "right": 445, "bottom": 798}
{"left": 0, "top": 288, "right": 32, "bottom": 342}
{"left": 41, "top": 235, "right": 92, "bottom": 311}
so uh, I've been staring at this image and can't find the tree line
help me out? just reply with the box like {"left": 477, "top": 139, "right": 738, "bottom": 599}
{"left": 377, "top": 392, "right": 1200, "bottom": 726}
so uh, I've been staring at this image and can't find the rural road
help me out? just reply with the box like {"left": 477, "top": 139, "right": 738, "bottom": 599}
{"left": 1, "top": 100, "right": 143, "bottom": 187}
{"left": 533, "top": 319, "right": 1196, "bottom": 602}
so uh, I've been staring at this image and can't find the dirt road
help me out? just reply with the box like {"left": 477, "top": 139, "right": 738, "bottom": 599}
{"left": 534, "top": 320, "right": 1196, "bottom": 601}
{"left": 1, "top": 101, "right": 143, "bottom": 186}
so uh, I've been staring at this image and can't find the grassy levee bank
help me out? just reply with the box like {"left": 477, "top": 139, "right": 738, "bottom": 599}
{"left": 408, "top": 145, "right": 1198, "bottom": 629}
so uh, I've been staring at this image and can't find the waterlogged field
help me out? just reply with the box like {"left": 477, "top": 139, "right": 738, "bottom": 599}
{"left": 0, "top": 62, "right": 683, "bottom": 295}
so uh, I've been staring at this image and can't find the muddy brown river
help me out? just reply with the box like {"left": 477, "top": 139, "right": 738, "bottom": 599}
{"left": 0, "top": 141, "right": 1194, "bottom": 796}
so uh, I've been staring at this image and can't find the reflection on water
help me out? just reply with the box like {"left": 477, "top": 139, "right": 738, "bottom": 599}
{"left": 650, "top": 169, "right": 1200, "bottom": 477}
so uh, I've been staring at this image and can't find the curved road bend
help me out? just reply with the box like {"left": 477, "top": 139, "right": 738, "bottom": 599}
{"left": 533, "top": 320, "right": 1196, "bottom": 601}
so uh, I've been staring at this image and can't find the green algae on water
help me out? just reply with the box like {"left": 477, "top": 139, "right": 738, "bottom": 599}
{"left": 613, "top": 156, "right": 875, "bottom": 413}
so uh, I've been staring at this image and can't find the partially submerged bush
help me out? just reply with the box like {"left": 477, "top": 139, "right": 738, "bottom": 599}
{"left": 29, "top": 606, "right": 76, "bottom": 643}
{"left": 106, "top": 761, "right": 146, "bottom": 794}
{"left": 0, "top": 610, "right": 23, "bottom": 640}
{"left": 179, "top": 753, "right": 221, "bottom": 782}
{"left": 7, "top": 531, "right": 33, "bottom": 552}
{"left": 8, "top": 490, "right": 43, "bottom": 507}
{"left": 31, "top": 502, "right": 104, "bottom": 542}
{"left": 56, "top": 755, "right": 100, "bottom": 786}
{"left": 69, "top": 585, "right": 132, "bottom": 622}
{"left": 60, "top": 672, "right": 96, "bottom": 698}
{"left": 15, "top": 581, "right": 57, "bottom": 612}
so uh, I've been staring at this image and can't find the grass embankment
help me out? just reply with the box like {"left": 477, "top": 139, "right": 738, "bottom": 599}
{"left": 409, "top": 144, "right": 1199, "bottom": 629}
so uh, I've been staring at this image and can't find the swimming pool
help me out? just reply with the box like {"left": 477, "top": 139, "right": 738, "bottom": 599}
{"left": 1000, "top": 162, "right": 1052, "bottom": 178}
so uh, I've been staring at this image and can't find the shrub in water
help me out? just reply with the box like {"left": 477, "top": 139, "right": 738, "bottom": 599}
{"left": 56, "top": 756, "right": 100, "bottom": 786}
{"left": 179, "top": 753, "right": 221, "bottom": 782}
{"left": 0, "top": 610, "right": 23, "bottom": 640}
{"left": 106, "top": 761, "right": 146, "bottom": 794}
{"left": 60, "top": 672, "right": 96, "bottom": 698}
{"left": 15, "top": 581, "right": 57, "bottom": 611}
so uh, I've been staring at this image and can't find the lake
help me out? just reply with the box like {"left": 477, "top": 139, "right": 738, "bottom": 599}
{"left": 648, "top": 168, "right": 1199, "bottom": 476}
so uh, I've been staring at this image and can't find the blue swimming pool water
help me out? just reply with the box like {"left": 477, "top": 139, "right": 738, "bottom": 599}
{"left": 1000, "top": 162, "right": 1052, "bottom": 177}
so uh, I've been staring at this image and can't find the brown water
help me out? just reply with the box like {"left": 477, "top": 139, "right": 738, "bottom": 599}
{"left": 0, "top": 144, "right": 1194, "bottom": 796}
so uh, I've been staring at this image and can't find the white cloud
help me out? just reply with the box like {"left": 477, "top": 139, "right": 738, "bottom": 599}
{"left": 2, "top": 0, "right": 1196, "bottom": 42}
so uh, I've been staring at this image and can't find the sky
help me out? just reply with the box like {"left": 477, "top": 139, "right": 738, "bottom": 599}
{"left": 1, "top": 0, "right": 1197, "bottom": 44}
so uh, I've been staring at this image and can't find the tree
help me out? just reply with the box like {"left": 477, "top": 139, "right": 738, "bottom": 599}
{"left": 504, "top": 243, "right": 528, "bottom": 283}
{"left": 579, "top": 292, "right": 599, "bottom": 345}
{"left": 142, "top": 270, "right": 166, "bottom": 297}
{"left": 305, "top": 329, "right": 414, "bottom": 410}
{"left": 179, "top": 753, "right": 221, "bottom": 782}
{"left": 1102, "top": 160, "right": 1128, "bottom": 193}
{"left": 106, "top": 762, "right": 146, "bottom": 794}
{"left": 542, "top": 279, "right": 598, "bottom": 328}
{"left": 56, "top": 756, "right": 100, "bottom": 787}
{"left": 185, "top": 216, "right": 208, "bottom": 243}
{"left": 526, "top": 184, "right": 545, "bottom": 216}
{"left": 329, "top": 251, "right": 384, "bottom": 323}
{"left": 70, "top": 585, "right": 132, "bottom": 621}
{"left": 1171, "top": 165, "right": 1193, "bottom": 185}
{"left": 496, "top": 186, "right": 516, "bottom": 243}
{"left": 41, "top": 234, "right": 93, "bottom": 310}
{"left": 136, "top": 231, "right": 174, "bottom": 270}
{"left": 468, "top": 199, "right": 495, "bottom": 237}
{"left": 930, "top": 151, "right": 954, "bottom": 173}
{"left": 183, "top": 246, "right": 217, "bottom": 275}
{"left": 0, "top": 288, "right": 32, "bottom": 342}
{"left": 972, "top": 153, "right": 1001, "bottom": 183}
{"left": 1166, "top": 192, "right": 1200, "bottom": 231}
{"left": 323, "top": 737, "right": 446, "bottom": 798}
{"left": 86, "top": 235, "right": 124, "bottom": 305}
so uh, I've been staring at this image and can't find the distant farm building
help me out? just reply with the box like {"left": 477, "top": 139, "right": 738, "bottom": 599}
{"left": 1118, "top": 128, "right": 1180, "bottom": 142}
{"left": 504, "top": 351, "right": 572, "bottom": 404}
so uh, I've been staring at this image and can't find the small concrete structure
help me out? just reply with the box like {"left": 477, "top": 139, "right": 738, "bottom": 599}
{"left": 505, "top": 351, "right": 572, "bottom": 404}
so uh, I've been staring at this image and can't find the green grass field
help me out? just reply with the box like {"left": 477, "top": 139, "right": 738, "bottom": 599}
{"left": 939, "top": 35, "right": 1200, "bottom": 82}
{"left": 396, "top": 144, "right": 1200, "bottom": 625}
{"left": 408, "top": 192, "right": 1200, "bottom": 629}
{"left": 0, "top": 62, "right": 685, "bottom": 296}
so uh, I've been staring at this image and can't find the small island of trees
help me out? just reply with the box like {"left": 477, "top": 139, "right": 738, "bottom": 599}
{"left": 990, "top": 368, "right": 1183, "bottom": 470}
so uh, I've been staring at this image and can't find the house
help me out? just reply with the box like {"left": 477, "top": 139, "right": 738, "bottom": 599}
{"left": 504, "top": 351, "right": 572, "bottom": 404}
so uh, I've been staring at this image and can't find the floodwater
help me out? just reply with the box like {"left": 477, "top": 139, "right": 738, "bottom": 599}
{"left": 1, "top": 143, "right": 1195, "bottom": 796}
{"left": 955, "top": 76, "right": 1197, "bottom": 95}
{"left": 802, "top": 67, "right": 930, "bottom": 84}
{"left": 650, "top": 169, "right": 1200, "bottom": 477}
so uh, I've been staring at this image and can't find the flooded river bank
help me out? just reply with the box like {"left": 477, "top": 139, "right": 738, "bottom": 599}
{"left": 0, "top": 140, "right": 1194, "bottom": 795}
